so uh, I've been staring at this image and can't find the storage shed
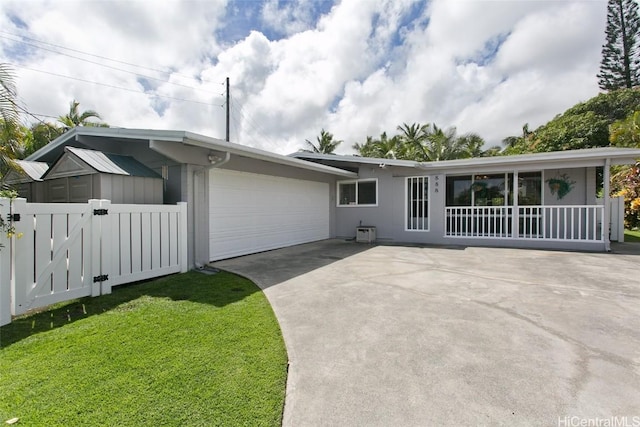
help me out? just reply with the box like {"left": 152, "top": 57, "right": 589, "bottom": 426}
{"left": 38, "top": 146, "right": 163, "bottom": 204}
{"left": 2, "top": 160, "right": 49, "bottom": 202}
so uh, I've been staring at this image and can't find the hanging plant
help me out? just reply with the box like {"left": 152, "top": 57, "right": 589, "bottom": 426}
{"left": 546, "top": 174, "right": 575, "bottom": 200}
{"left": 471, "top": 181, "right": 487, "bottom": 192}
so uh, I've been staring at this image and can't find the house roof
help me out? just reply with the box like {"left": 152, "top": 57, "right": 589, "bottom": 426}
{"left": 27, "top": 127, "right": 358, "bottom": 179}
{"left": 291, "top": 147, "right": 640, "bottom": 172}
{"left": 1, "top": 160, "right": 50, "bottom": 184}
{"left": 69, "top": 146, "right": 160, "bottom": 177}
{"left": 41, "top": 146, "right": 162, "bottom": 180}
{"left": 13, "top": 160, "right": 50, "bottom": 181}
{"left": 289, "top": 152, "right": 420, "bottom": 168}
{"left": 417, "top": 147, "right": 640, "bottom": 171}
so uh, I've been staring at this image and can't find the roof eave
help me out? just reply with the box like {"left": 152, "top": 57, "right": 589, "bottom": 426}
{"left": 183, "top": 135, "right": 358, "bottom": 178}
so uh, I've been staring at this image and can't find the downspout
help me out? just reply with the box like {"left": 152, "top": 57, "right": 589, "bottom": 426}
{"left": 193, "top": 152, "right": 230, "bottom": 268}
{"left": 603, "top": 158, "right": 611, "bottom": 252}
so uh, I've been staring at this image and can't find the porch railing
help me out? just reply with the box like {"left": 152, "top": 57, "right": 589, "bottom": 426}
{"left": 445, "top": 205, "right": 604, "bottom": 242}
{"left": 445, "top": 206, "right": 513, "bottom": 238}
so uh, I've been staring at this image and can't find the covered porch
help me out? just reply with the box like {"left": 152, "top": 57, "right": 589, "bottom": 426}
{"left": 417, "top": 147, "right": 640, "bottom": 250}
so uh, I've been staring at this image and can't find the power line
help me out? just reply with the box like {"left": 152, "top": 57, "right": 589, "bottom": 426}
{"left": 12, "top": 63, "right": 225, "bottom": 107}
{"left": 0, "top": 34, "right": 225, "bottom": 97}
{"left": 0, "top": 30, "right": 226, "bottom": 86}
{"left": 230, "top": 102, "right": 281, "bottom": 149}
{"left": 0, "top": 92, "right": 54, "bottom": 126}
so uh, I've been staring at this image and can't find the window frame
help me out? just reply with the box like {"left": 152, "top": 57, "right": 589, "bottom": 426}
{"left": 405, "top": 176, "right": 430, "bottom": 232}
{"left": 445, "top": 171, "right": 544, "bottom": 207}
{"left": 336, "top": 178, "right": 378, "bottom": 207}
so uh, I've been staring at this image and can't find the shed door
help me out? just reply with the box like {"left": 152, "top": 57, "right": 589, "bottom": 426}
{"left": 208, "top": 169, "right": 330, "bottom": 261}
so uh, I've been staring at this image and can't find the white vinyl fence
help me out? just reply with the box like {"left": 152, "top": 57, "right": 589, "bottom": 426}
{"left": 0, "top": 198, "right": 187, "bottom": 326}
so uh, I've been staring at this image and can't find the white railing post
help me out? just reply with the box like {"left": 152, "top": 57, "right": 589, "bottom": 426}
{"left": 0, "top": 198, "right": 11, "bottom": 326}
{"left": 177, "top": 202, "right": 188, "bottom": 272}
{"left": 99, "top": 200, "right": 112, "bottom": 295}
{"left": 89, "top": 199, "right": 102, "bottom": 297}
{"left": 10, "top": 198, "right": 28, "bottom": 316}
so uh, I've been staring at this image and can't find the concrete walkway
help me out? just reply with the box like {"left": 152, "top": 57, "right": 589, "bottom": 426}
{"left": 214, "top": 240, "right": 640, "bottom": 426}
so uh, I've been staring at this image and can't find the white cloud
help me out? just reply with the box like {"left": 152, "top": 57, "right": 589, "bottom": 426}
{"left": 261, "top": 0, "right": 322, "bottom": 36}
{"left": 0, "top": 0, "right": 609, "bottom": 155}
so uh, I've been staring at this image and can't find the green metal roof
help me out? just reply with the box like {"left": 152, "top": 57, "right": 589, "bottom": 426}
{"left": 63, "top": 146, "right": 161, "bottom": 178}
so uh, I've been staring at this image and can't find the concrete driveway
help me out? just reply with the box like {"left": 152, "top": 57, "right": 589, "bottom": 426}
{"left": 213, "top": 240, "right": 640, "bottom": 426}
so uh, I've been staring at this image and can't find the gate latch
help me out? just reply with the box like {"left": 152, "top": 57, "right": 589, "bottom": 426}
{"left": 93, "top": 209, "right": 108, "bottom": 216}
{"left": 93, "top": 274, "right": 109, "bottom": 283}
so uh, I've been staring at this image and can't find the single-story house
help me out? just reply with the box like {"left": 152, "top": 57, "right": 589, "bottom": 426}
{"left": 15, "top": 127, "right": 640, "bottom": 268}
{"left": 290, "top": 149, "right": 640, "bottom": 252}
{"left": 19, "top": 127, "right": 358, "bottom": 268}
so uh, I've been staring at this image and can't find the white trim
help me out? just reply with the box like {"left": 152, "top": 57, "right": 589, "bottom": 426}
{"left": 336, "top": 178, "right": 378, "bottom": 207}
{"left": 291, "top": 147, "right": 640, "bottom": 171}
{"left": 405, "top": 176, "right": 430, "bottom": 232}
{"left": 26, "top": 127, "right": 358, "bottom": 179}
{"left": 290, "top": 152, "right": 420, "bottom": 168}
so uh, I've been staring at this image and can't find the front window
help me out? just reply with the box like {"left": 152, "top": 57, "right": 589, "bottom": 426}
{"left": 446, "top": 172, "right": 541, "bottom": 206}
{"left": 517, "top": 172, "right": 542, "bottom": 205}
{"left": 472, "top": 173, "right": 509, "bottom": 206}
{"left": 337, "top": 179, "right": 377, "bottom": 206}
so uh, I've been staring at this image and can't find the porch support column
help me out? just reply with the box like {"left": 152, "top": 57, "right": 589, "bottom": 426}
{"left": 603, "top": 158, "right": 611, "bottom": 251}
{"left": 512, "top": 171, "right": 519, "bottom": 238}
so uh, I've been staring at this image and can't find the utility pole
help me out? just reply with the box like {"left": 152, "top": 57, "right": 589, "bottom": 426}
{"left": 225, "top": 77, "right": 230, "bottom": 142}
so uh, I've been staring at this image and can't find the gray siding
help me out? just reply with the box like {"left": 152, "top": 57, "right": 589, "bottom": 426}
{"left": 334, "top": 165, "right": 603, "bottom": 251}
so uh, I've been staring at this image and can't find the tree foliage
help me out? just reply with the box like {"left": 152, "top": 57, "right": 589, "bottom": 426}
{"left": 304, "top": 129, "right": 342, "bottom": 154}
{"left": 610, "top": 110, "right": 640, "bottom": 228}
{"left": 353, "top": 133, "right": 405, "bottom": 159}
{"left": 0, "top": 64, "right": 20, "bottom": 174}
{"left": 598, "top": 0, "right": 640, "bottom": 90}
{"left": 58, "top": 99, "right": 107, "bottom": 128}
{"left": 611, "top": 163, "right": 640, "bottom": 228}
{"left": 610, "top": 109, "right": 640, "bottom": 146}
{"left": 503, "top": 88, "right": 640, "bottom": 153}
{"left": 0, "top": 95, "right": 108, "bottom": 178}
{"left": 352, "top": 122, "right": 492, "bottom": 161}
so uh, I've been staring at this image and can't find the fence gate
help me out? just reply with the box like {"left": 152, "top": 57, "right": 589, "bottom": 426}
{"left": 0, "top": 198, "right": 187, "bottom": 323}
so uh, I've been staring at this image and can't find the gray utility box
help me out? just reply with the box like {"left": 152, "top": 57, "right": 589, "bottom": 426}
{"left": 356, "top": 226, "right": 376, "bottom": 243}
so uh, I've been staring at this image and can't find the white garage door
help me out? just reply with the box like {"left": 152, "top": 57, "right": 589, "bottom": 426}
{"left": 209, "top": 169, "right": 330, "bottom": 261}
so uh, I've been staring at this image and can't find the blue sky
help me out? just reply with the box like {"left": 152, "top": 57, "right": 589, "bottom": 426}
{"left": 0, "top": 0, "right": 608, "bottom": 154}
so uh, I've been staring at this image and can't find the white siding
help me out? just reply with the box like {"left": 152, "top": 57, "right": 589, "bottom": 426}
{"left": 208, "top": 169, "right": 329, "bottom": 261}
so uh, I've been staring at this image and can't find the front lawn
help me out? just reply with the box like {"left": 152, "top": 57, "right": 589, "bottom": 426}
{"left": 624, "top": 229, "right": 640, "bottom": 242}
{"left": 0, "top": 271, "right": 287, "bottom": 426}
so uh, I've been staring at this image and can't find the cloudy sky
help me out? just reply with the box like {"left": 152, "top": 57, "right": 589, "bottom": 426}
{"left": 0, "top": 0, "right": 607, "bottom": 155}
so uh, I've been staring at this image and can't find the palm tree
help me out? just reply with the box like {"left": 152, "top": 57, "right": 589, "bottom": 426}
{"left": 397, "top": 122, "right": 429, "bottom": 160}
{"left": 502, "top": 123, "right": 535, "bottom": 154}
{"left": 481, "top": 145, "right": 503, "bottom": 157}
{"left": 353, "top": 132, "right": 404, "bottom": 159}
{"left": 419, "top": 124, "right": 465, "bottom": 161}
{"left": 458, "top": 133, "right": 485, "bottom": 158}
{"left": 0, "top": 63, "right": 22, "bottom": 174}
{"left": 22, "top": 122, "right": 64, "bottom": 158}
{"left": 58, "top": 100, "right": 107, "bottom": 129}
{"left": 304, "top": 129, "right": 342, "bottom": 154}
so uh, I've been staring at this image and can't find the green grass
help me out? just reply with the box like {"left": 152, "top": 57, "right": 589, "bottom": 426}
{"left": 0, "top": 271, "right": 288, "bottom": 426}
{"left": 624, "top": 229, "right": 640, "bottom": 242}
